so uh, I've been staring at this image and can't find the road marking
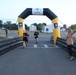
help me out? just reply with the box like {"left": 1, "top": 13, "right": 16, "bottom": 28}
{"left": 21, "top": 44, "right": 59, "bottom": 48}
{"left": 34, "top": 44, "right": 37, "bottom": 48}
{"left": 44, "top": 44, "right": 48, "bottom": 48}
{"left": 22, "top": 47, "right": 58, "bottom": 49}
{"left": 54, "top": 45, "right": 59, "bottom": 48}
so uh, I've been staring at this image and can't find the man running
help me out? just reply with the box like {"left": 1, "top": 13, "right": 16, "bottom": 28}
{"left": 34, "top": 30, "right": 39, "bottom": 44}
{"left": 22, "top": 31, "right": 29, "bottom": 48}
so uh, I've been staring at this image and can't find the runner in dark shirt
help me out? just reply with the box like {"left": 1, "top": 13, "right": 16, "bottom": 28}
{"left": 23, "top": 32, "right": 29, "bottom": 48}
{"left": 34, "top": 30, "right": 39, "bottom": 44}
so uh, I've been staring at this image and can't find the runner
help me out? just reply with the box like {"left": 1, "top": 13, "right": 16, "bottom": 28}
{"left": 5, "top": 29, "right": 8, "bottom": 37}
{"left": 22, "top": 31, "right": 29, "bottom": 48}
{"left": 34, "top": 30, "right": 39, "bottom": 44}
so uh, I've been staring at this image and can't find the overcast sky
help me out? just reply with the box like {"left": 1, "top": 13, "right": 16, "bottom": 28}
{"left": 0, "top": 0, "right": 76, "bottom": 27}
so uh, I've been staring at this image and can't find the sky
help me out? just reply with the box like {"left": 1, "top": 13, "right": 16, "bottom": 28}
{"left": 0, "top": 0, "right": 76, "bottom": 27}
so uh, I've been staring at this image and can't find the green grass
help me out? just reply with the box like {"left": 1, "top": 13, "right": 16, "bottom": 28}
{"left": 74, "top": 38, "right": 76, "bottom": 42}
{"left": 0, "top": 36, "right": 6, "bottom": 39}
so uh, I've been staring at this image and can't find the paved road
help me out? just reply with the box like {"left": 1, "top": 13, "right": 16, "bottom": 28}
{"left": 0, "top": 33, "right": 76, "bottom": 75}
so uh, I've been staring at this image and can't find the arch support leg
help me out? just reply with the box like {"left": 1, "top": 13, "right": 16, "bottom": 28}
{"left": 53, "top": 29, "right": 60, "bottom": 44}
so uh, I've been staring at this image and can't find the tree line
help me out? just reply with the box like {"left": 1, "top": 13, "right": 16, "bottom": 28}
{"left": 70, "top": 24, "right": 76, "bottom": 30}
{"left": 0, "top": 20, "right": 47, "bottom": 30}
{"left": 31, "top": 23, "right": 46, "bottom": 30}
{"left": 0, "top": 19, "right": 76, "bottom": 30}
{"left": 0, "top": 20, "right": 18, "bottom": 30}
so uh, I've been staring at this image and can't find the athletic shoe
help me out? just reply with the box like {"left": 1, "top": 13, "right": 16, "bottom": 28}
{"left": 70, "top": 56, "right": 74, "bottom": 61}
{"left": 22, "top": 46, "right": 26, "bottom": 48}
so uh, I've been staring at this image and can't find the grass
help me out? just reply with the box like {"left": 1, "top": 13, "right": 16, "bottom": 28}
{"left": 0, "top": 36, "right": 6, "bottom": 40}
{"left": 74, "top": 38, "right": 76, "bottom": 42}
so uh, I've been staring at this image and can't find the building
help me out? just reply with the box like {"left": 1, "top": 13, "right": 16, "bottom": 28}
{"left": 42, "top": 24, "right": 54, "bottom": 33}
{"left": 29, "top": 24, "right": 37, "bottom": 31}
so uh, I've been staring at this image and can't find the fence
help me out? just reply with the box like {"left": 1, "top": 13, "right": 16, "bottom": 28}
{"left": 0, "top": 37, "right": 22, "bottom": 55}
{"left": 50, "top": 37, "right": 76, "bottom": 56}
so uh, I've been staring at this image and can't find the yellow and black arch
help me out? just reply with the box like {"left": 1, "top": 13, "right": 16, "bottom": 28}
{"left": 18, "top": 8, "right": 60, "bottom": 44}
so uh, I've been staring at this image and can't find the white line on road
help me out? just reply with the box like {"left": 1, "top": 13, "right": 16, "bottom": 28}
{"left": 22, "top": 47, "right": 58, "bottom": 48}
{"left": 54, "top": 45, "right": 59, "bottom": 48}
{"left": 34, "top": 44, "right": 37, "bottom": 48}
{"left": 44, "top": 44, "right": 48, "bottom": 48}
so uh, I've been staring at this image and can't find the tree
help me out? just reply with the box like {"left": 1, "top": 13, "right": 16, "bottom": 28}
{"left": 43, "top": 23, "right": 46, "bottom": 25}
{"left": 32, "top": 23, "right": 38, "bottom": 30}
{"left": 3, "top": 21, "right": 12, "bottom": 30}
{"left": 6, "top": 21, "right": 11, "bottom": 25}
{"left": 70, "top": 24, "right": 76, "bottom": 30}
{"left": 31, "top": 22, "right": 47, "bottom": 30}
{"left": 0, "top": 20, "right": 3, "bottom": 24}
{"left": 3, "top": 22, "right": 18, "bottom": 30}
{"left": 0, "top": 20, "right": 3, "bottom": 28}
{"left": 11, "top": 23, "right": 18, "bottom": 30}
{"left": 38, "top": 23, "right": 47, "bottom": 30}
{"left": 25, "top": 24, "right": 29, "bottom": 30}
{"left": 32, "top": 23, "right": 38, "bottom": 26}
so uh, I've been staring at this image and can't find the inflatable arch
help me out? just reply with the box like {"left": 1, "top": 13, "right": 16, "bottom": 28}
{"left": 18, "top": 8, "right": 60, "bottom": 44}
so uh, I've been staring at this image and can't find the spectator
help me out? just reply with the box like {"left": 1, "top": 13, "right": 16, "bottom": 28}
{"left": 66, "top": 28, "right": 76, "bottom": 60}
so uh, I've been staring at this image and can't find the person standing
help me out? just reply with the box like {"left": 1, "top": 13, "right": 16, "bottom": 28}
{"left": 66, "top": 28, "right": 76, "bottom": 60}
{"left": 22, "top": 31, "right": 29, "bottom": 48}
{"left": 5, "top": 29, "right": 8, "bottom": 37}
{"left": 34, "top": 30, "right": 39, "bottom": 44}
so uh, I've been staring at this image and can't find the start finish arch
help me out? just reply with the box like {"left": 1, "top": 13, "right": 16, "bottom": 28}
{"left": 18, "top": 8, "right": 60, "bottom": 44}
